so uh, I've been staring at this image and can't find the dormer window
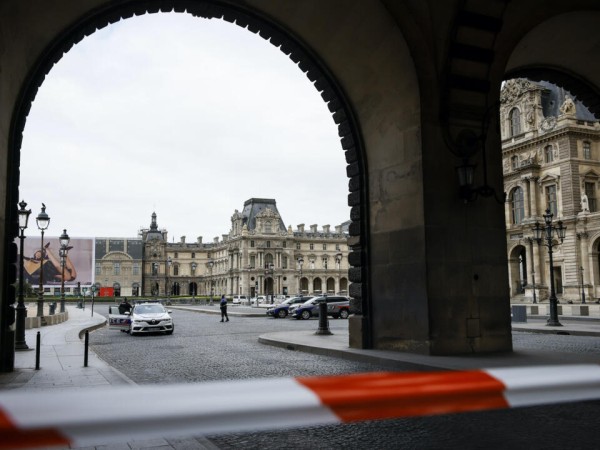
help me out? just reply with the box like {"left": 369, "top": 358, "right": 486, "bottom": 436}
{"left": 509, "top": 108, "right": 521, "bottom": 136}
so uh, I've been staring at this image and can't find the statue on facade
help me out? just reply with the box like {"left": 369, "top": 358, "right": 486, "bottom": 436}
{"left": 581, "top": 193, "right": 590, "bottom": 213}
{"left": 560, "top": 96, "right": 576, "bottom": 116}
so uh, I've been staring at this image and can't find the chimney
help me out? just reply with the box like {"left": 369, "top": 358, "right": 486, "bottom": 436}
{"left": 180, "top": 236, "right": 186, "bottom": 244}
{"left": 222, "top": 234, "right": 228, "bottom": 242}
{"left": 297, "top": 224, "right": 305, "bottom": 232}
{"left": 214, "top": 237, "right": 219, "bottom": 243}
{"left": 310, "top": 224, "right": 318, "bottom": 233}
{"left": 197, "top": 236, "right": 203, "bottom": 244}
{"left": 323, "top": 225, "right": 330, "bottom": 233}
{"left": 335, "top": 225, "right": 342, "bottom": 233}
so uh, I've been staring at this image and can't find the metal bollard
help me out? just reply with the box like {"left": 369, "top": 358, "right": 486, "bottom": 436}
{"left": 35, "top": 331, "right": 41, "bottom": 370}
{"left": 84, "top": 330, "right": 89, "bottom": 367}
{"left": 315, "top": 302, "right": 332, "bottom": 335}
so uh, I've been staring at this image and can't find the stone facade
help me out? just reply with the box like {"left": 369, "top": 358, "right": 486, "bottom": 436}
{"left": 140, "top": 199, "right": 350, "bottom": 299}
{"left": 502, "top": 79, "right": 600, "bottom": 304}
{"left": 94, "top": 238, "right": 143, "bottom": 297}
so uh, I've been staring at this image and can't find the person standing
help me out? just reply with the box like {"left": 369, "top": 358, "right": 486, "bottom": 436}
{"left": 220, "top": 294, "right": 229, "bottom": 322}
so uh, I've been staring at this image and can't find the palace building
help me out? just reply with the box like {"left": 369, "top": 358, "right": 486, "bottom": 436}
{"left": 140, "top": 198, "right": 350, "bottom": 299}
{"left": 502, "top": 79, "right": 600, "bottom": 304}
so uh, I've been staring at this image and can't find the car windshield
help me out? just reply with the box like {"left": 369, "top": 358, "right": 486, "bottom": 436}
{"left": 135, "top": 304, "right": 165, "bottom": 314}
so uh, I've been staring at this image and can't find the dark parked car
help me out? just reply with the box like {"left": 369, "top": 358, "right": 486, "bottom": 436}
{"left": 266, "top": 296, "right": 311, "bottom": 318}
{"left": 291, "top": 296, "right": 350, "bottom": 320}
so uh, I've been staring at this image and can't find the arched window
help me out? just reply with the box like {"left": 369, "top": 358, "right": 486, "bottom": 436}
{"left": 265, "top": 253, "right": 274, "bottom": 266}
{"left": 512, "top": 187, "right": 525, "bottom": 224}
{"left": 509, "top": 108, "right": 521, "bottom": 136}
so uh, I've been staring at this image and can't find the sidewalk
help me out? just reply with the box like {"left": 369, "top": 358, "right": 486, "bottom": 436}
{"left": 1, "top": 304, "right": 599, "bottom": 449}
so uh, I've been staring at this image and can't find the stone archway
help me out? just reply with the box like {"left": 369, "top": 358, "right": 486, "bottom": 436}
{"left": 1, "top": 1, "right": 379, "bottom": 356}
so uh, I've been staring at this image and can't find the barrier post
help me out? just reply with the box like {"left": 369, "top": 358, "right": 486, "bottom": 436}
{"left": 35, "top": 331, "right": 41, "bottom": 370}
{"left": 84, "top": 330, "right": 89, "bottom": 367}
{"left": 315, "top": 301, "right": 332, "bottom": 335}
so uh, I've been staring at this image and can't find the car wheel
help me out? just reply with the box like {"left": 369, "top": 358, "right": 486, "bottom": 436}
{"left": 340, "top": 309, "right": 350, "bottom": 319}
{"left": 278, "top": 309, "right": 287, "bottom": 318}
{"left": 166, "top": 328, "right": 174, "bottom": 335}
{"left": 129, "top": 326, "right": 135, "bottom": 336}
{"left": 301, "top": 310, "right": 311, "bottom": 320}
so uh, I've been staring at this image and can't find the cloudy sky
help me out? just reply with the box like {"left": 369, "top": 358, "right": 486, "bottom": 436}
{"left": 20, "top": 13, "right": 348, "bottom": 241}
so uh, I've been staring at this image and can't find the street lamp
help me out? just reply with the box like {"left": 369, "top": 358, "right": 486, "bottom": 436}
{"left": 532, "top": 209, "right": 566, "bottom": 326}
{"left": 208, "top": 259, "right": 214, "bottom": 306}
{"left": 59, "top": 229, "right": 70, "bottom": 313}
{"left": 166, "top": 256, "right": 172, "bottom": 305}
{"left": 297, "top": 256, "right": 304, "bottom": 297}
{"left": 35, "top": 204, "right": 50, "bottom": 318}
{"left": 191, "top": 262, "right": 197, "bottom": 303}
{"left": 15, "top": 200, "right": 31, "bottom": 351}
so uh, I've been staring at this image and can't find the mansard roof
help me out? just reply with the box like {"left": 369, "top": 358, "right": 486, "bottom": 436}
{"left": 240, "top": 198, "right": 286, "bottom": 232}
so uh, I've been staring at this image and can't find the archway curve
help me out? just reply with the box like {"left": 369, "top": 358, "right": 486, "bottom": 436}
{"left": 6, "top": 0, "right": 371, "bottom": 343}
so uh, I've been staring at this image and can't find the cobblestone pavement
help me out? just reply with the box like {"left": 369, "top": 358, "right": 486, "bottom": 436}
{"left": 90, "top": 309, "right": 600, "bottom": 449}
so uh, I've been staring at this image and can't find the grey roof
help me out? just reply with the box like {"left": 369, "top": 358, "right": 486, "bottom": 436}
{"left": 145, "top": 212, "right": 164, "bottom": 241}
{"left": 241, "top": 198, "right": 286, "bottom": 232}
{"left": 537, "top": 80, "right": 597, "bottom": 121}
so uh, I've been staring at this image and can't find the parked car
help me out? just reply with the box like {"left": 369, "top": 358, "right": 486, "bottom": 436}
{"left": 291, "top": 296, "right": 350, "bottom": 320}
{"left": 266, "top": 296, "right": 310, "bottom": 318}
{"left": 327, "top": 299, "right": 351, "bottom": 319}
{"left": 252, "top": 295, "right": 267, "bottom": 306}
{"left": 109, "top": 301, "right": 174, "bottom": 336}
{"left": 232, "top": 295, "right": 247, "bottom": 305}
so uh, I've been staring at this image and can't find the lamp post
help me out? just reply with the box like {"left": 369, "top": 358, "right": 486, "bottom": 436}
{"left": 297, "top": 256, "right": 304, "bottom": 297}
{"left": 532, "top": 209, "right": 566, "bottom": 326}
{"left": 208, "top": 260, "right": 214, "bottom": 306}
{"left": 35, "top": 204, "right": 50, "bottom": 318}
{"left": 166, "top": 256, "right": 172, "bottom": 305}
{"left": 191, "top": 262, "right": 197, "bottom": 303}
{"left": 531, "top": 269, "right": 537, "bottom": 304}
{"left": 59, "top": 229, "right": 70, "bottom": 313}
{"left": 580, "top": 266, "right": 586, "bottom": 304}
{"left": 15, "top": 200, "right": 31, "bottom": 351}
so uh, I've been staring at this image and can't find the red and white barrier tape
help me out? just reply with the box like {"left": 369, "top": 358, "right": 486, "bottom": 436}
{"left": 2, "top": 365, "right": 600, "bottom": 449}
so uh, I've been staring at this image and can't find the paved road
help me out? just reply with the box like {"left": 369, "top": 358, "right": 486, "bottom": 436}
{"left": 90, "top": 309, "right": 600, "bottom": 449}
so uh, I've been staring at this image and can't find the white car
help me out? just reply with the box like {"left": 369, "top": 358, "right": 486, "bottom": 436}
{"left": 109, "top": 301, "right": 174, "bottom": 336}
{"left": 232, "top": 295, "right": 247, "bottom": 305}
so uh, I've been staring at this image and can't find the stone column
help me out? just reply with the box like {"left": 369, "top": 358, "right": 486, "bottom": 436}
{"left": 522, "top": 180, "right": 531, "bottom": 218}
{"left": 579, "top": 232, "right": 590, "bottom": 285}
{"left": 533, "top": 240, "right": 543, "bottom": 286}
{"left": 530, "top": 177, "right": 539, "bottom": 217}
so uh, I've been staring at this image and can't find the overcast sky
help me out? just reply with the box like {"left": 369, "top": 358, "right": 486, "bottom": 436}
{"left": 20, "top": 13, "right": 348, "bottom": 242}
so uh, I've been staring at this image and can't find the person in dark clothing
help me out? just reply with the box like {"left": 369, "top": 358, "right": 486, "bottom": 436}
{"left": 220, "top": 295, "right": 229, "bottom": 322}
{"left": 118, "top": 298, "right": 132, "bottom": 315}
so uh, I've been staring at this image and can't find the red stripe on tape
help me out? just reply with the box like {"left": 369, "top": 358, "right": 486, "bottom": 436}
{"left": 0, "top": 429, "right": 70, "bottom": 449}
{"left": 297, "top": 371, "right": 509, "bottom": 422}
{"left": 0, "top": 408, "right": 70, "bottom": 449}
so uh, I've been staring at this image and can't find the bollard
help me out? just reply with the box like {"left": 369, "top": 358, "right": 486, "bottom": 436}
{"left": 315, "top": 301, "right": 332, "bottom": 335}
{"left": 35, "top": 331, "right": 41, "bottom": 370}
{"left": 84, "top": 330, "right": 89, "bottom": 367}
